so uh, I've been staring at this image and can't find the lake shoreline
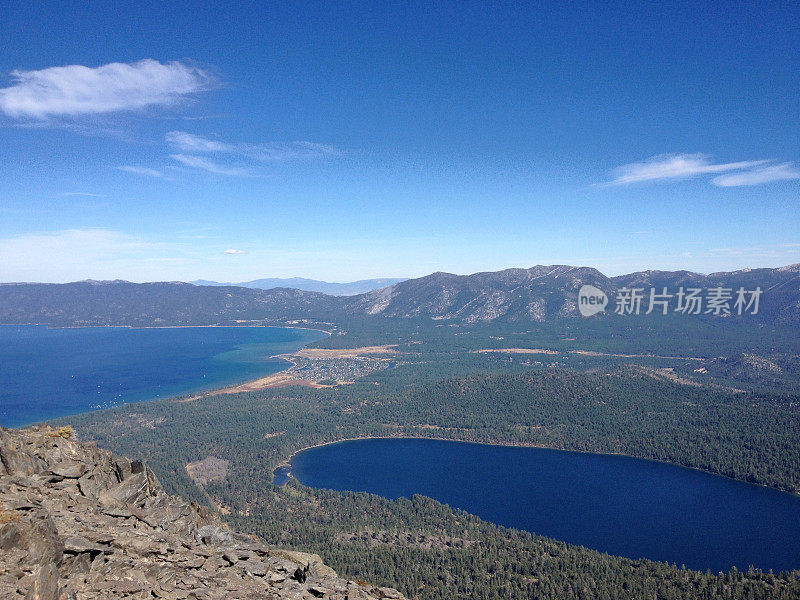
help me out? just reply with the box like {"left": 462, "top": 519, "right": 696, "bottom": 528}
{"left": 178, "top": 354, "right": 328, "bottom": 401}
{"left": 278, "top": 436, "right": 800, "bottom": 574}
{"left": 125, "top": 325, "right": 335, "bottom": 401}
{"left": 3, "top": 325, "right": 329, "bottom": 428}
{"left": 1, "top": 323, "right": 334, "bottom": 336}
{"left": 177, "top": 343, "right": 402, "bottom": 401}
{"left": 274, "top": 434, "right": 800, "bottom": 497}
{"left": 124, "top": 325, "right": 334, "bottom": 400}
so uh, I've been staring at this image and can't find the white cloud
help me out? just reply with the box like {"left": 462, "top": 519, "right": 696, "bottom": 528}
{"left": 165, "top": 130, "right": 339, "bottom": 161}
{"left": 248, "top": 140, "right": 341, "bottom": 161}
{"left": 165, "top": 131, "right": 233, "bottom": 152}
{"left": 712, "top": 163, "right": 800, "bottom": 187}
{"left": 223, "top": 249, "right": 246, "bottom": 255}
{"left": 170, "top": 153, "right": 247, "bottom": 176}
{"left": 61, "top": 192, "right": 105, "bottom": 197}
{"left": 0, "top": 59, "right": 215, "bottom": 119}
{"left": 117, "top": 165, "right": 165, "bottom": 178}
{"left": 162, "top": 132, "right": 340, "bottom": 177}
{"left": 606, "top": 153, "right": 767, "bottom": 185}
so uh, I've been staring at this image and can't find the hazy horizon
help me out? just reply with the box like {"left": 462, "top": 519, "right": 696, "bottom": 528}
{"left": 2, "top": 259, "right": 799, "bottom": 286}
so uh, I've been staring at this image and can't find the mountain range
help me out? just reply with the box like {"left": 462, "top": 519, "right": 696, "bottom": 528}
{"left": 351, "top": 264, "right": 800, "bottom": 323}
{"left": 189, "top": 277, "right": 406, "bottom": 296}
{"left": 1, "top": 264, "right": 798, "bottom": 326}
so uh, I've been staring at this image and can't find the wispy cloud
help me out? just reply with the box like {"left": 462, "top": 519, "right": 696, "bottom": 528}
{"left": 116, "top": 165, "right": 165, "bottom": 178}
{"left": 165, "top": 131, "right": 232, "bottom": 153}
{"left": 223, "top": 249, "right": 246, "bottom": 255}
{"left": 13, "top": 119, "right": 131, "bottom": 140}
{"left": 0, "top": 59, "right": 215, "bottom": 119}
{"left": 61, "top": 192, "right": 105, "bottom": 197}
{"left": 170, "top": 153, "right": 247, "bottom": 176}
{"left": 712, "top": 162, "right": 800, "bottom": 187}
{"left": 166, "top": 131, "right": 340, "bottom": 161}
{"left": 163, "top": 131, "right": 340, "bottom": 176}
{"left": 605, "top": 153, "right": 768, "bottom": 185}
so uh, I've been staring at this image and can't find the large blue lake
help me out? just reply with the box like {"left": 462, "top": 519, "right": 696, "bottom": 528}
{"left": 287, "top": 438, "right": 800, "bottom": 574}
{"left": 0, "top": 325, "right": 325, "bottom": 428}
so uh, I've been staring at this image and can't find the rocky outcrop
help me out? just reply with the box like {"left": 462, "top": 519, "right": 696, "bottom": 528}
{"left": 0, "top": 426, "right": 404, "bottom": 600}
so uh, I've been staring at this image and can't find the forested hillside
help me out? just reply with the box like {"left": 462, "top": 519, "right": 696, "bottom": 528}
{"left": 54, "top": 361, "right": 800, "bottom": 600}
{"left": 18, "top": 265, "right": 799, "bottom": 599}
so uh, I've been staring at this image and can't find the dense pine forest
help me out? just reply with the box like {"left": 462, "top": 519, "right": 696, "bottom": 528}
{"left": 54, "top": 330, "right": 800, "bottom": 599}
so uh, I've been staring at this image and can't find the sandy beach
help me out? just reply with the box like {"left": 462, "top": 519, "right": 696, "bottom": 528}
{"left": 178, "top": 345, "right": 398, "bottom": 402}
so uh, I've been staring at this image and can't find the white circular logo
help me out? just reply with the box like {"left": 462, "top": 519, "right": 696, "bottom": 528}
{"left": 578, "top": 285, "right": 608, "bottom": 317}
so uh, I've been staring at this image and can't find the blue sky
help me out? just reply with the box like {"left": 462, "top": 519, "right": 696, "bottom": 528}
{"left": 1, "top": 1, "right": 798, "bottom": 282}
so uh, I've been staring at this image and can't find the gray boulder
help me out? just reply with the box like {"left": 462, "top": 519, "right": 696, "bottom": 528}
{"left": 0, "top": 425, "right": 405, "bottom": 600}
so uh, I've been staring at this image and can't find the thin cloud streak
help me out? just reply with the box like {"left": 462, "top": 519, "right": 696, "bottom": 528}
{"left": 165, "top": 131, "right": 232, "bottom": 153}
{"left": 0, "top": 60, "right": 215, "bottom": 119}
{"left": 117, "top": 166, "right": 165, "bottom": 178}
{"left": 605, "top": 153, "right": 767, "bottom": 185}
{"left": 166, "top": 131, "right": 340, "bottom": 161}
{"left": 712, "top": 163, "right": 800, "bottom": 187}
{"left": 170, "top": 153, "right": 248, "bottom": 176}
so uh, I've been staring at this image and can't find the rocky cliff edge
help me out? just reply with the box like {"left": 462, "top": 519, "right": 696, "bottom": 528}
{"left": 0, "top": 426, "right": 404, "bottom": 600}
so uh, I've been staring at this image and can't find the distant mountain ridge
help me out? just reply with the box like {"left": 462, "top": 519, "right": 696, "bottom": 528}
{"left": 190, "top": 277, "right": 406, "bottom": 296}
{"left": 0, "top": 281, "right": 340, "bottom": 327}
{"left": 1, "top": 264, "right": 798, "bottom": 326}
{"left": 350, "top": 264, "right": 800, "bottom": 324}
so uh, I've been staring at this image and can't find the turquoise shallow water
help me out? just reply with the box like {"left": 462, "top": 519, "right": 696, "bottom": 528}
{"left": 0, "top": 325, "right": 325, "bottom": 428}
{"left": 288, "top": 438, "right": 800, "bottom": 574}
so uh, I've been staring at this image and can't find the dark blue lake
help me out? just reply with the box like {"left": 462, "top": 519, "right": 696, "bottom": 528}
{"left": 287, "top": 438, "right": 800, "bottom": 574}
{"left": 0, "top": 325, "right": 325, "bottom": 428}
